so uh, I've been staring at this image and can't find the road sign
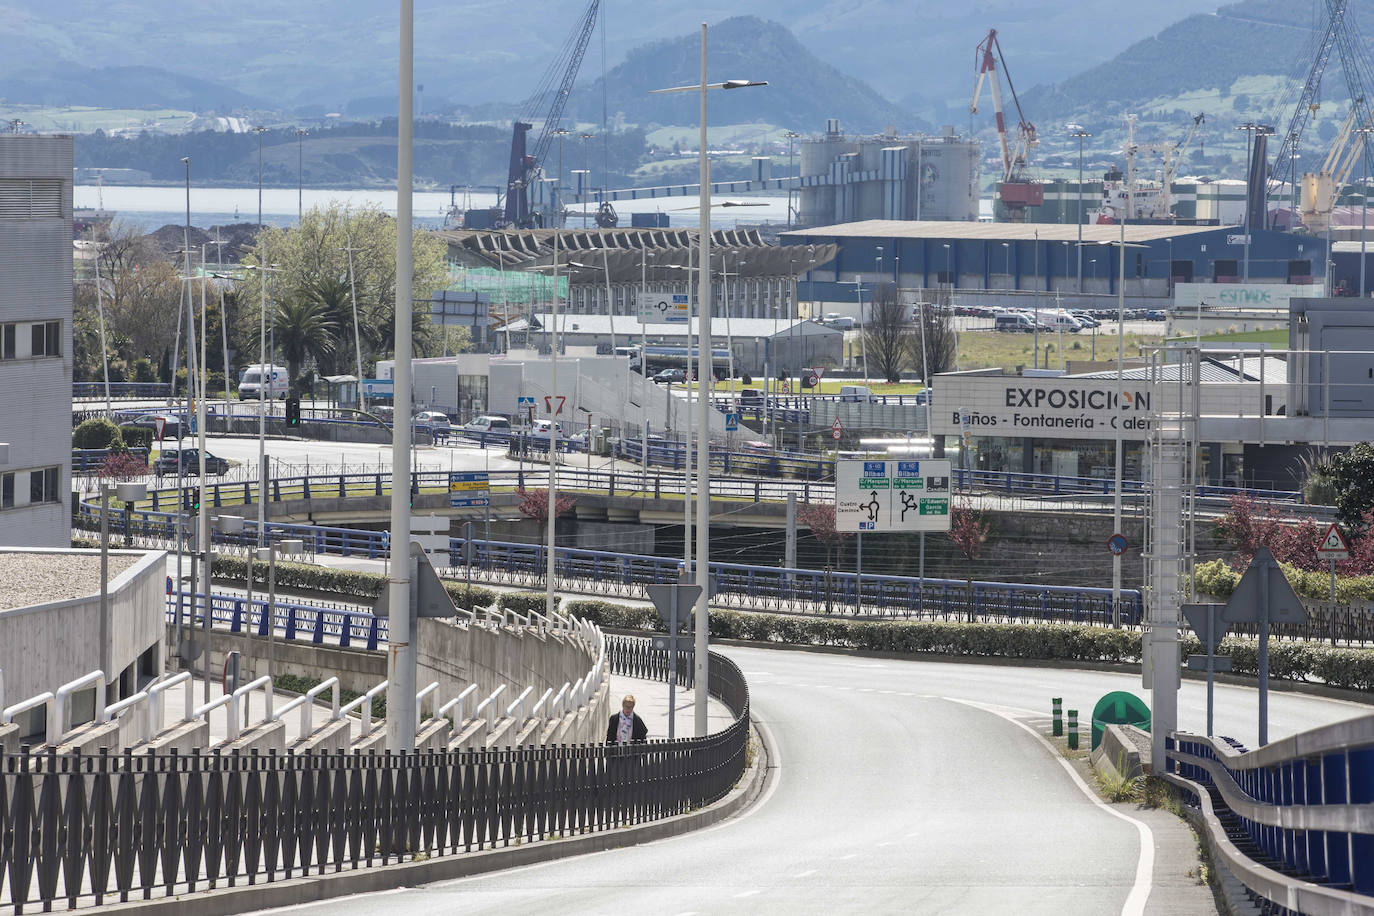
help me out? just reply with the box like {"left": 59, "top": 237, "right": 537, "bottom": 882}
{"left": 449, "top": 471, "right": 490, "bottom": 508}
{"left": 371, "top": 542, "right": 459, "bottom": 619}
{"left": 647, "top": 583, "right": 699, "bottom": 633}
{"left": 725, "top": 413, "right": 739, "bottom": 432}
{"left": 154, "top": 417, "right": 166, "bottom": 441}
{"left": 409, "top": 514, "right": 449, "bottom": 555}
{"left": 1223, "top": 547, "right": 1307, "bottom": 625}
{"left": 650, "top": 635, "right": 696, "bottom": 653}
{"left": 516, "top": 395, "right": 535, "bottom": 408}
{"left": 831, "top": 418, "right": 843, "bottom": 441}
{"left": 1318, "top": 523, "right": 1350, "bottom": 560}
{"left": 836, "top": 458, "right": 952, "bottom": 533}
{"left": 543, "top": 394, "right": 567, "bottom": 416}
{"left": 1188, "top": 655, "right": 1233, "bottom": 672}
{"left": 1107, "top": 533, "right": 1129, "bottom": 556}
{"left": 637, "top": 292, "right": 690, "bottom": 324}
{"left": 1182, "top": 603, "right": 1231, "bottom": 654}
{"left": 781, "top": 380, "right": 791, "bottom": 394}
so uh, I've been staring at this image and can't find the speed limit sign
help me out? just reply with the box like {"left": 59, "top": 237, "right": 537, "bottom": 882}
{"left": 831, "top": 418, "right": 843, "bottom": 441}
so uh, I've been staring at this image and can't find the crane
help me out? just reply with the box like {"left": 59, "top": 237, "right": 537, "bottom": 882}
{"left": 970, "top": 28, "right": 1042, "bottom": 220}
{"left": 1299, "top": 102, "right": 1370, "bottom": 234}
{"left": 503, "top": 0, "right": 601, "bottom": 228}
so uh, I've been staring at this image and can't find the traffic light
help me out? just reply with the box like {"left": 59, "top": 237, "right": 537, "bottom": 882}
{"left": 286, "top": 397, "right": 301, "bottom": 426}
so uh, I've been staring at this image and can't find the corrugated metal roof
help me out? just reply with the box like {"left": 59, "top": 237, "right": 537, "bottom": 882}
{"left": 781, "top": 219, "right": 1222, "bottom": 243}
{"left": 1073, "top": 355, "right": 1287, "bottom": 383}
{"left": 506, "top": 313, "right": 839, "bottom": 339}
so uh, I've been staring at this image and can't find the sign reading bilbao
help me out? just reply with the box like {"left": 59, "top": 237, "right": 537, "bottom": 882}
{"left": 931, "top": 374, "right": 1156, "bottom": 440}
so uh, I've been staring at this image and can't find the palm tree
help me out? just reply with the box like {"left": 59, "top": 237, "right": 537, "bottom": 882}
{"left": 275, "top": 296, "right": 339, "bottom": 396}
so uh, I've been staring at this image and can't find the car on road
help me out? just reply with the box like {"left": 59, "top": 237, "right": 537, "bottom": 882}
{"left": 821, "top": 313, "right": 855, "bottom": 330}
{"left": 154, "top": 448, "right": 229, "bottom": 476}
{"left": 412, "top": 410, "right": 451, "bottom": 432}
{"left": 915, "top": 388, "right": 934, "bottom": 407}
{"left": 653, "top": 368, "right": 687, "bottom": 384}
{"left": 838, "top": 385, "right": 877, "bottom": 403}
{"left": 529, "top": 419, "right": 565, "bottom": 439}
{"left": 129, "top": 413, "right": 184, "bottom": 440}
{"left": 462, "top": 415, "right": 511, "bottom": 435}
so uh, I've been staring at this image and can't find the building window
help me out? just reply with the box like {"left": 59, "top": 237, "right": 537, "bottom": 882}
{"left": 29, "top": 466, "right": 58, "bottom": 504}
{"left": 1, "top": 473, "right": 12, "bottom": 509}
{"left": 1, "top": 324, "right": 13, "bottom": 360}
{"left": 30, "top": 320, "right": 60, "bottom": 358}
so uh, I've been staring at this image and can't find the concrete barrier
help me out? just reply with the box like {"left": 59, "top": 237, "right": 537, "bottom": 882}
{"left": 450, "top": 718, "right": 485, "bottom": 750}
{"left": 293, "top": 717, "right": 351, "bottom": 753}
{"left": 169, "top": 624, "right": 386, "bottom": 697}
{"left": 415, "top": 718, "right": 451, "bottom": 751}
{"left": 1090, "top": 723, "right": 1146, "bottom": 783}
{"left": 52, "top": 719, "right": 121, "bottom": 756}
{"left": 135, "top": 719, "right": 210, "bottom": 755}
{"left": 218, "top": 719, "right": 286, "bottom": 754}
{"left": 0, "top": 722, "right": 19, "bottom": 754}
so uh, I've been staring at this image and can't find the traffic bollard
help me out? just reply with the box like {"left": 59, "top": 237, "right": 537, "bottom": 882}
{"left": 1067, "top": 709, "right": 1079, "bottom": 750}
{"left": 1052, "top": 697, "right": 1063, "bottom": 737}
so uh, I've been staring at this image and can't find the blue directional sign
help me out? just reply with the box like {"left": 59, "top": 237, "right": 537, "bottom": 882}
{"left": 449, "top": 471, "right": 490, "bottom": 508}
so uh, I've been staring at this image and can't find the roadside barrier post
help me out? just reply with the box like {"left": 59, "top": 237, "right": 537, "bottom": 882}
{"left": 1052, "top": 697, "right": 1062, "bottom": 736}
{"left": 1067, "top": 709, "right": 1079, "bottom": 750}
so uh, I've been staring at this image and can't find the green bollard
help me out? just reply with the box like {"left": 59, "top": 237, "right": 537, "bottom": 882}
{"left": 1052, "top": 697, "right": 1063, "bottom": 737}
{"left": 1067, "top": 709, "right": 1079, "bottom": 750}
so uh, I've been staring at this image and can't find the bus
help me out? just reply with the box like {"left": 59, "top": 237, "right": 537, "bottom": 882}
{"left": 615, "top": 345, "right": 731, "bottom": 380}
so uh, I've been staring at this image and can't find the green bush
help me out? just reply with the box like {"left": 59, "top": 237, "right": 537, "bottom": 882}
{"left": 499, "top": 591, "right": 560, "bottom": 614}
{"left": 131, "top": 357, "right": 157, "bottom": 383}
{"left": 73, "top": 416, "right": 125, "bottom": 450}
{"left": 1193, "top": 557, "right": 1374, "bottom": 604}
{"left": 212, "top": 555, "right": 496, "bottom": 610}
{"left": 118, "top": 425, "right": 154, "bottom": 450}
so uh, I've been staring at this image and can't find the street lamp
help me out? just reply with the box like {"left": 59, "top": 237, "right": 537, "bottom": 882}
{"left": 1357, "top": 127, "right": 1374, "bottom": 296}
{"left": 1070, "top": 128, "right": 1092, "bottom": 294}
{"left": 1234, "top": 122, "right": 1271, "bottom": 281}
{"left": 205, "top": 514, "right": 244, "bottom": 703}
{"left": 100, "top": 481, "right": 146, "bottom": 704}
{"left": 580, "top": 133, "right": 594, "bottom": 228}
{"left": 294, "top": 128, "right": 308, "bottom": 222}
{"left": 785, "top": 130, "right": 801, "bottom": 228}
{"left": 254, "top": 538, "right": 304, "bottom": 681}
{"left": 652, "top": 24, "right": 766, "bottom": 736}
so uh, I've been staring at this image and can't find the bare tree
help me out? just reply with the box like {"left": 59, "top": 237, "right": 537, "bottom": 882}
{"left": 910, "top": 293, "right": 957, "bottom": 380}
{"left": 863, "top": 281, "right": 909, "bottom": 383}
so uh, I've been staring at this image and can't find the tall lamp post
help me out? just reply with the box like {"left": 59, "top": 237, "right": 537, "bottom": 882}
{"left": 1357, "top": 126, "right": 1374, "bottom": 297}
{"left": 294, "top": 128, "right": 308, "bottom": 222}
{"left": 1235, "top": 121, "right": 1260, "bottom": 281}
{"left": 100, "top": 481, "right": 146, "bottom": 704}
{"left": 1070, "top": 128, "right": 1092, "bottom": 295}
{"left": 785, "top": 130, "right": 800, "bottom": 229}
{"left": 652, "top": 25, "right": 765, "bottom": 736}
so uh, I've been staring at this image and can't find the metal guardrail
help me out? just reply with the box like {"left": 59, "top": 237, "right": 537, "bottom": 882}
{"left": 1164, "top": 717, "right": 1374, "bottom": 914}
{"left": 0, "top": 637, "right": 749, "bottom": 912}
{"left": 73, "top": 381, "right": 172, "bottom": 400}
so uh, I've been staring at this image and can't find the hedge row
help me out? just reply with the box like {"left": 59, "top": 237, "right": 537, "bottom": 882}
{"left": 1194, "top": 557, "right": 1374, "bottom": 604}
{"left": 212, "top": 555, "right": 496, "bottom": 611}
{"left": 564, "top": 600, "right": 1374, "bottom": 693}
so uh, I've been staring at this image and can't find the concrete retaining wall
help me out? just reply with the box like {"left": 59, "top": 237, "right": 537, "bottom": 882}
{"left": 165, "top": 623, "right": 387, "bottom": 698}
{"left": 294, "top": 718, "right": 351, "bottom": 753}
{"left": 218, "top": 720, "right": 286, "bottom": 754}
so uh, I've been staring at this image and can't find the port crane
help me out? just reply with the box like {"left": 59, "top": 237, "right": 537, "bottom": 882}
{"left": 503, "top": 0, "right": 601, "bottom": 228}
{"left": 970, "top": 28, "right": 1042, "bottom": 220}
{"left": 1299, "top": 102, "right": 1370, "bottom": 234}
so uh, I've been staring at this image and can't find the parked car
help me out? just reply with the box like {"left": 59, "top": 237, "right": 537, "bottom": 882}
{"left": 1146, "top": 309, "right": 1167, "bottom": 321}
{"left": 915, "top": 388, "right": 934, "bottom": 407}
{"left": 994, "top": 313, "right": 1042, "bottom": 333}
{"left": 1040, "top": 311, "right": 1085, "bottom": 332}
{"left": 237, "top": 363, "right": 290, "bottom": 400}
{"left": 463, "top": 415, "right": 511, "bottom": 435}
{"left": 653, "top": 368, "right": 687, "bottom": 384}
{"left": 529, "top": 419, "right": 565, "bottom": 438}
{"left": 154, "top": 448, "right": 229, "bottom": 476}
{"left": 129, "top": 413, "right": 183, "bottom": 440}
{"left": 838, "top": 385, "right": 878, "bottom": 403}
{"left": 412, "top": 410, "right": 451, "bottom": 431}
{"left": 822, "top": 313, "right": 855, "bottom": 330}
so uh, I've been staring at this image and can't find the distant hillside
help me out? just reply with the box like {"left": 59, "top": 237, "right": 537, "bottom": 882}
{"left": 1025, "top": 0, "right": 1374, "bottom": 125}
{"left": 0, "top": 64, "right": 261, "bottom": 111}
{"left": 568, "top": 17, "right": 916, "bottom": 133}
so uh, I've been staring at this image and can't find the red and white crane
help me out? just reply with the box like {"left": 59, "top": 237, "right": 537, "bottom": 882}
{"left": 970, "top": 28, "right": 1042, "bottom": 219}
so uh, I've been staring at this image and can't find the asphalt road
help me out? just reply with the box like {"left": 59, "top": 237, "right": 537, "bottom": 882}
{"left": 249, "top": 647, "right": 1370, "bottom": 916}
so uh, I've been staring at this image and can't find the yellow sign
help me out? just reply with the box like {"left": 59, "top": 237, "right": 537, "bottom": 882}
{"left": 449, "top": 480, "right": 489, "bottom": 492}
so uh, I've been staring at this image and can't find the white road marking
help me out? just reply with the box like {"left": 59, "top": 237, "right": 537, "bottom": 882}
{"left": 734, "top": 889, "right": 761, "bottom": 898}
{"left": 939, "top": 697, "right": 1155, "bottom": 916}
{"left": 793, "top": 869, "right": 817, "bottom": 878}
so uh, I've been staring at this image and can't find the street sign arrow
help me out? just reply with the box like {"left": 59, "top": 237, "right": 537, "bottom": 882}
{"left": 1223, "top": 546, "right": 1308, "bottom": 624}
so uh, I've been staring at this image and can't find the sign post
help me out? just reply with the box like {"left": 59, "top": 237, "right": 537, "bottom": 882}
{"left": 836, "top": 459, "right": 952, "bottom": 534}
{"left": 1181, "top": 603, "right": 1231, "bottom": 736}
{"left": 1222, "top": 546, "right": 1308, "bottom": 745}
{"left": 448, "top": 471, "right": 490, "bottom": 509}
{"left": 831, "top": 418, "right": 843, "bottom": 442}
{"left": 646, "top": 582, "right": 700, "bottom": 739}
{"left": 1318, "top": 523, "right": 1349, "bottom": 646}
{"left": 636, "top": 292, "right": 690, "bottom": 324}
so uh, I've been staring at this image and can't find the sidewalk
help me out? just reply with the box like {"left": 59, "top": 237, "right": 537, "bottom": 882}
{"left": 608, "top": 672, "right": 736, "bottom": 742}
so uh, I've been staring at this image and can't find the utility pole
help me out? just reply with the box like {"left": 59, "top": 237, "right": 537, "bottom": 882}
{"left": 1070, "top": 128, "right": 1091, "bottom": 295}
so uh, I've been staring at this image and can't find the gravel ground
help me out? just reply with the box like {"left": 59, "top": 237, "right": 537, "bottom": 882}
{"left": 0, "top": 552, "right": 140, "bottom": 610}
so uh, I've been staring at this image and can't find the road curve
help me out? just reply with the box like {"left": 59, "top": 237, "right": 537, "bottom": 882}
{"left": 251, "top": 648, "right": 1369, "bottom": 915}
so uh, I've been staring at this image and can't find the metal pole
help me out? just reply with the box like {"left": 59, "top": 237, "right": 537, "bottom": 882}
{"left": 1362, "top": 130, "right": 1370, "bottom": 297}
{"left": 267, "top": 548, "right": 276, "bottom": 681}
{"left": 1205, "top": 605, "right": 1215, "bottom": 737}
{"left": 255, "top": 128, "right": 268, "bottom": 548}
{"left": 1112, "top": 218, "right": 1125, "bottom": 628}
{"left": 342, "top": 239, "right": 366, "bottom": 411}
{"left": 387, "top": 0, "right": 417, "bottom": 753}
{"left": 1072, "top": 130, "right": 1090, "bottom": 294}
{"left": 546, "top": 134, "right": 564, "bottom": 619}
{"left": 93, "top": 242, "right": 111, "bottom": 413}
{"left": 99, "top": 487, "right": 111, "bottom": 704}
{"left": 694, "top": 21, "right": 712, "bottom": 737}
{"left": 1258, "top": 552, "right": 1269, "bottom": 745}
{"left": 198, "top": 249, "right": 212, "bottom": 705}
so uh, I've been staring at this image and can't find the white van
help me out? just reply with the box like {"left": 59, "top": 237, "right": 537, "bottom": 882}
{"left": 238, "top": 364, "right": 290, "bottom": 400}
{"left": 1040, "top": 310, "right": 1084, "bottom": 332}
{"left": 839, "top": 385, "right": 877, "bottom": 403}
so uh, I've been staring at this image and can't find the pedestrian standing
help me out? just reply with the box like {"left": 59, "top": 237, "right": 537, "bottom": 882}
{"left": 606, "top": 694, "right": 647, "bottom": 743}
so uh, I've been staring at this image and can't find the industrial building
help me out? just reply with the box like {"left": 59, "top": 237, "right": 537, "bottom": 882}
{"left": 798, "top": 120, "right": 980, "bottom": 226}
{"left": 440, "top": 227, "right": 837, "bottom": 324}
{"left": 782, "top": 219, "right": 1325, "bottom": 312}
{"left": 0, "top": 134, "right": 74, "bottom": 548}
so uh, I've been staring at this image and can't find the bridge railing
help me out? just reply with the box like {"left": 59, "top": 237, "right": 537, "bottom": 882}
{"left": 0, "top": 637, "right": 749, "bottom": 912}
{"left": 73, "top": 381, "right": 173, "bottom": 400}
{"left": 1164, "top": 717, "right": 1374, "bottom": 913}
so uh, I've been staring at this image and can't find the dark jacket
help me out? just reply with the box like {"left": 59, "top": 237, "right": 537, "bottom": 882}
{"left": 606, "top": 711, "right": 648, "bottom": 743}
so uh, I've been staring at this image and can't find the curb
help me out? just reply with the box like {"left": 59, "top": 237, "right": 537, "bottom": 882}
{"left": 97, "top": 722, "right": 773, "bottom": 916}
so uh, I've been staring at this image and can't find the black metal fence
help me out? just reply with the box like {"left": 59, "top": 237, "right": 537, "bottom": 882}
{"left": 0, "top": 639, "right": 749, "bottom": 912}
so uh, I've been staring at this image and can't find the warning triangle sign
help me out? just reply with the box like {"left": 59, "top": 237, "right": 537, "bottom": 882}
{"left": 1318, "top": 523, "right": 1350, "bottom": 555}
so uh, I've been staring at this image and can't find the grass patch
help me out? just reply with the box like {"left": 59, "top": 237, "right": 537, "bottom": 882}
{"left": 1092, "top": 754, "right": 1144, "bottom": 802}
{"left": 1176, "top": 327, "right": 1288, "bottom": 347}
{"left": 955, "top": 330, "right": 1164, "bottom": 372}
